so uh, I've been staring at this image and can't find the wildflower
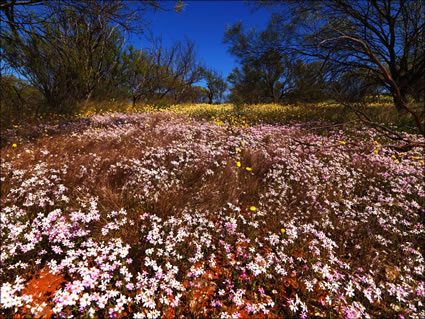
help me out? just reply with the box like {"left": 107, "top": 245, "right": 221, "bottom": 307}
{"left": 374, "top": 150, "right": 379, "bottom": 154}
{"left": 288, "top": 299, "right": 298, "bottom": 312}
{"left": 345, "top": 281, "right": 355, "bottom": 298}
{"left": 97, "top": 295, "right": 108, "bottom": 309}
{"left": 111, "top": 114, "right": 115, "bottom": 118}
{"left": 12, "top": 144, "right": 17, "bottom": 148}
{"left": 80, "top": 293, "right": 91, "bottom": 308}
{"left": 246, "top": 167, "right": 252, "bottom": 171}
{"left": 236, "top": 147, "right": 242, "bottom": 152}
{"left": 250, "top": 206, "right": 256, "bottom": 212}
{"left": 237, "top": 161, "right": 241, "bottom": 167}
{"left": 281, "top": 228, "right": 285, "bottom": 234}
{"left": 338, "top": 140, "right": 346, "bottom": 145}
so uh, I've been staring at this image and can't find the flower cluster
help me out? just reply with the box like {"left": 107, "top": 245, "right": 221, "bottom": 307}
{"left": 1, "top": 111, "right": 424, "bottom": 318}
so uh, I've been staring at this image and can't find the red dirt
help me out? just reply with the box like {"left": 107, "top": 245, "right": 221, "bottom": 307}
{"left": 20, "top": 268, "right": 66, "bottom": 318}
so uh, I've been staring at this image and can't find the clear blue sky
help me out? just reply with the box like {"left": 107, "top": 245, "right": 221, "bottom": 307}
{"left": 130, "top": 1, "right": 272, "bottom": 81}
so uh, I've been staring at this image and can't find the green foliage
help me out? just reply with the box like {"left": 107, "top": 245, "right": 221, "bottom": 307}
{"left": 165, "top": 102, "right": 419, "bottom": 133}
{"left": 1, "top": 3, "right": 127, "bottom": 113}
{"left": 123, "top": 39, "right": 204, "bottom": 106}
{"left": 224, "top": 22, "right": 330, "bottom": 105}
{"left": 0, "top": 75, "right": 44, "bottom": 127}
{"left": 226, "top": 0, "right": 425, "bottom": 135}
{"left": 122, "top": 46, "right": 156, "bottom": 105}
{"left": 224, "top": 23, "right": 290, "bottom": 104}
{"left": 286, "top": 61, "right": 330, "bottom": 103}
{"left": 203, "top": 68, "right": 227, "bottom": 104}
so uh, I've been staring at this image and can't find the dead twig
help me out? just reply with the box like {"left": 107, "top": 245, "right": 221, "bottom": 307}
{"left": 380, "top": 142, "right": 425, "bottom": 152}
{"left": 303, "top": 120, "right": 359, "bottom": 132}
{"left": 339, "top": 101, "right": 412, "bottom": 142}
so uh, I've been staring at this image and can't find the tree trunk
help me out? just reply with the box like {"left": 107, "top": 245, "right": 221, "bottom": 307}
{"left": 84, "top": 91, "right": 93, "bottom": 104}
{"left": 132, "top": 95, "right": 139, "bottom": 107}
{"left": 393, "top": 87, "right": 407, "bottom": 112}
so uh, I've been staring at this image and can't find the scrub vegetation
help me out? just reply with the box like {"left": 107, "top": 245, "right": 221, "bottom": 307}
{"left": 1, "top": 0, "right": 424, "bottom": 318}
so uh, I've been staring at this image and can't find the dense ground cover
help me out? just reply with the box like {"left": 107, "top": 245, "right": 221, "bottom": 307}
{"left": 3, "top": 100, "right": 420, "bottom": 134}
{"left": 1, "top": 109, "right": 424, "bottom": 318}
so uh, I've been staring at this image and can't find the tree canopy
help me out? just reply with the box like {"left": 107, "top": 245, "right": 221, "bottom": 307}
{"left": 224, "top": 0, "right": 424, "bottom": 134}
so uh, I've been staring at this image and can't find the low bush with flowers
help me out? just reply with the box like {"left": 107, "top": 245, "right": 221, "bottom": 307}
{"left": 1, "top": 109, "right": 424, "bottom": 318}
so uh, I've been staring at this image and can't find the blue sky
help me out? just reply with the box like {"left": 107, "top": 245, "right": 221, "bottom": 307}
{"left": 130, "top": 1, "right": 272, "bottom": 81}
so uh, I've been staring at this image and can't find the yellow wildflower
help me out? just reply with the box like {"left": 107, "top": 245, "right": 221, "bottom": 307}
{"left": 236, "top": 147, "right": 242, "bottom": 153}
{"left": 281, "top": 228, "right": 285, "bottom": 234}
{"left": 391, "top": 155, "right": 396, "bottom": 159}
{"left": 250, "top": 206, "right": 256, "bottom": 211}
{"left": 111, "top": 114, "right": 115, "bottom": 118}
{"left": 374, "top": 150, "right": 379, "bottom": 154}
{"left": 236, "top": 161, "right": 241, "bottom": 167}
{"left": 12, "top": 143, "right": 17, "bottom": 148}
{"left": 246, "top": 167, "right": 252, "bottom": 171}
{"left": 338, "top": 140, "right": 346, "bottom": 145}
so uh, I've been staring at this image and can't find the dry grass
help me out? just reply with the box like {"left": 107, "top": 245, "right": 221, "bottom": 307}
{"left": 1, "top": 111, "right": 424, "bottom": 318}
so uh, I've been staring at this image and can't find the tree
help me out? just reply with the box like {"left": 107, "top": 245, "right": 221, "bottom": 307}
{"left": 124, "top": 38, "right": 204, "bottom": 106}
{"left": 224, "top": 20, "right": 332, "bottom": 104}
{"left": 203, "top": 68, "right": 227, "bottom": 104}
{"left": 175, "top": 85, "right": 209, "bottom": 103}
{"left": 0, "top": 0, "right": 180, "bottom": 40}
{"left": 285, "top": 60, "right": 330, "bottom": 103}
{"left": 123, "top": 46, "right": 157, "bottom": 106}
{"left": 1, "top": 2, "right": 127, "bottom": 112}
{"left": 331, "top": 69, "right": 383, "bottom": 103}
{"left": 164, "top": 39, "right": 204, "bottom": 104}
{"left": 0, "top": 0, "right": 183, "bottom": 112}
{"left": 255, "top": 0, "right": 425, "bottom": 134}
{"left": 224, "top": 22, "right": 294, "bottom": 104}
{"left": 0, "top": 74, "right": 43, "bottom": 125}
{"left": 227, "top": 65, "right": 264, "bottom": 105}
